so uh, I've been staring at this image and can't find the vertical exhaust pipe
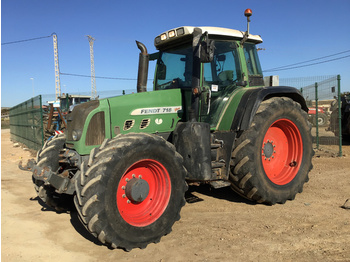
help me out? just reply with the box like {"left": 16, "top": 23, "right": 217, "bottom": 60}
{"left": 136, "top": 41, "right": 149, "bottom": 93}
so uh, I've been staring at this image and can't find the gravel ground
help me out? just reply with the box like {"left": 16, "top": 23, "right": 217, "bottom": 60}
{"left": 2, "top": 129, "right": 350, "bottom": 262}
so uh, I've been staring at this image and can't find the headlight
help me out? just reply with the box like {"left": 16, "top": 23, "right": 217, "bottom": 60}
{"left": 72, "top": 130, "right": 82, "bottom": 141}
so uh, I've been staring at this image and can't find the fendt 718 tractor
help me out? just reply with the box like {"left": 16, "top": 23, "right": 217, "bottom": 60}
{"left": 22, "top": 9, "right": 313, "bottom": 250}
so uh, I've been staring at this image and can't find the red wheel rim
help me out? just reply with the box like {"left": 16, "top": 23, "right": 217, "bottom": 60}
{"left": 261, "top": 119, "right": 303, "bottom": 185}
{"left": 116, "top": 159, "right": 171, "bottom": 227}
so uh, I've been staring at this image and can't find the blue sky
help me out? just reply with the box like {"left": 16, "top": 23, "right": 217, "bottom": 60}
{"left": 2, "top": 0, "right": 350, "bottom": 107}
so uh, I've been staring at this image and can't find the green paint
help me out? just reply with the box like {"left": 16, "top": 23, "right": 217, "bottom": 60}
{"left": 70, "top": 89, "right": 183, "bottom": 155}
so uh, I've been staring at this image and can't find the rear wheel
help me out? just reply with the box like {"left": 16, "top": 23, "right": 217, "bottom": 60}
{"left": 74, "top": 133, "right": 187, "bottom": 250}
{"left": 315, "top": 113, "right": 328, "bottom": 127}
{"left": 230, "top": 97, "right": 313, "bottom": 204}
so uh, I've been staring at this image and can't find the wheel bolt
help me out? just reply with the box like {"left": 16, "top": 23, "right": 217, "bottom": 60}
{"left": 121, "top": 186, "right": 125, "bottom": 190}
{"left": 138, "top": 175, "right": 142, "bottom": 179}
{"left": 132, "top": 174, "right": 136, "bottom": 178}
{"left": 122, "top": 194, "right": 126, "bottom": 198}
{"left": 127, "top": 200, "right": 131, "bottom": 204}
{"left": 125, "top": 178, "right": 129, "bottom": 182}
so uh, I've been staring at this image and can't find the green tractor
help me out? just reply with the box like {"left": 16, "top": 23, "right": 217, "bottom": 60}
{"left": 24, "top": 9, "right": 313, "bottom": 250}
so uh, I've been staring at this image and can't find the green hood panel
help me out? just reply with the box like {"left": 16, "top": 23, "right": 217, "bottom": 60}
{"left": 108, "top": 89, "right": 183, "bottom": 136}
{"left": 68, "top": 89, "right": 183, "bottom": 155}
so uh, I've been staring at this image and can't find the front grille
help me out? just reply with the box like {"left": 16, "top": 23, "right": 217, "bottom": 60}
{"left": 85, "top": 112, "right": 105, "bottom": 146}
{"left": 66, "top": 100, "right": 99, "bottom": 141}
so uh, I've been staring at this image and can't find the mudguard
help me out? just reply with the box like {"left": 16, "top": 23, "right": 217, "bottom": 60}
{"left": 231, "top": 86, "right": 308, "bottom": 132}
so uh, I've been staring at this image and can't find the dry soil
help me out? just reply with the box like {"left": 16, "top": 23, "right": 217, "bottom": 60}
{"left": 2, "top": 129, "right": 350, "bottom": 262}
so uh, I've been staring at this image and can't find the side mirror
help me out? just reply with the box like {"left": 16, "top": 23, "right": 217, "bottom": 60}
{"left": 200, "top": 39, "right": 215, "bottom": 63}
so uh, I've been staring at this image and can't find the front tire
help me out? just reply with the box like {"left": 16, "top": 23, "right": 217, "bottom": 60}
{"left": 34, "top": 133, "right": 71, "bottom": 211}
{"left": 230, "top": 97, "right": 313, "bottom": 204}
{"left": 74, "top": 133, "right": 188, "bottom": 250}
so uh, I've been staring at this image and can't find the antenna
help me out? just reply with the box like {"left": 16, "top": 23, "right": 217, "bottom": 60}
{"left": 52, "top": 33, "right": 61, "bottom": 100}
{"left": 87, "top": 35, "right": 97, "bottom": 99}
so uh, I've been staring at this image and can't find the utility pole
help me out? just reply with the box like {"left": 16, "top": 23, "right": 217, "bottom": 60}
{"left": 30, "top": 78, "right": 34, "bottom": 97}
{"left": 87, "top": 35, "right": 97, "bottom": 99}
{"left": 52, "top": 33, "right": 61, "bottom": 100}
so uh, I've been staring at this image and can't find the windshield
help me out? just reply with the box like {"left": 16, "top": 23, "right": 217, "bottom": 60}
{"left": 155, "top": 45, "right": 193, "bottom": 90}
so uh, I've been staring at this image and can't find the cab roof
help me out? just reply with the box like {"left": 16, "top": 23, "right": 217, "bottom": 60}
{"left": 154, "top": 26, "right": 263, "bottom": 49}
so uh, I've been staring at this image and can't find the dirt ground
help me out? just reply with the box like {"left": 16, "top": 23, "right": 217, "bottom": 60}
{"left": 2, "top": 128, "right": 350, "bottom": 262}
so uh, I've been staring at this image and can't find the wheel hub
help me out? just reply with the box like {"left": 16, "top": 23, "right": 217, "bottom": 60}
{"left": 263, "top": 141, "right": 274, "bottom": 158}
{"left": 125, "top": 177, "right": 150, "bottom": 203}
{"left": 261, "top": 119, "right": 303, "bottom": 185}
{"left": 117, "top": 159, "right": 171, "bottom": 227}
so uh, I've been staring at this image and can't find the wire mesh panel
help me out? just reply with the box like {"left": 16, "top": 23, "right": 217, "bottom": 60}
{"left": 9, "top": 95, "right": 43, "bottom": 150}
{"left": 280, "top": 75, "right": 342, "bottom": 156}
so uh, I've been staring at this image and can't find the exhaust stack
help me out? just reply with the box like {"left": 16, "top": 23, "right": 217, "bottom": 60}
{"left": 136, "top": 41, "right": 149, "bottom": 93}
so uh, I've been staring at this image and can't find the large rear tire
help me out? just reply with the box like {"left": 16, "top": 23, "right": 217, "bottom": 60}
{"left": 229, "top": 97, "right": 313, "bottom": 204}
{"left": 74, "top": 133, "right": 188, "bottom": 250}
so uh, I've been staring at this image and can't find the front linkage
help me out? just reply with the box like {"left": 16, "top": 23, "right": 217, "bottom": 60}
{"left": 19, "top": 134, "right": 82, "bottom": 211}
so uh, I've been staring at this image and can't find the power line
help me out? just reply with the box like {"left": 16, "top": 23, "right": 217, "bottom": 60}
{"left": 60, "top": 72, "right": 140, "bottom": 80}
{"left": 264, "top": 54, "right": 350, "bottom": 72}
{"left": 264, "top": 49, "right": 350, "bottom": 72}
{"left": 1, "top": 34, "right": 53, "bottom": 45}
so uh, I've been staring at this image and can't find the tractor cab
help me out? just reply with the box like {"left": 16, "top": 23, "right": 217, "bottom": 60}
{"left": 150, "top": 26, "right": 264, "bottom": 126}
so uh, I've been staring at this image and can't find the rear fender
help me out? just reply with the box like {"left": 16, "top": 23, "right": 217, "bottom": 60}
{"left": 231, "top": 86, "right": 308, "bottom": 132}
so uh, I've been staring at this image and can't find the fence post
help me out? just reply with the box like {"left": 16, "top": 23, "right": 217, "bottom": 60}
{"left": 32, "top": 98, "right": 35, "bottom": 149}
{"left": 39, "top": 95, "right": 44, "bottom": 147}
{"left": 337, "top": 75, "right": 342, "bottom": 157}
{"left": 315, "top": 82, "right": 319, "bottom": 149}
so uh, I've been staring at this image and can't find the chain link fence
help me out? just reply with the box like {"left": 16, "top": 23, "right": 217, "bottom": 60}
{"left": 280, "top": 75, "right": 342, "bottom": 156}
{"left": 9, "top": 89, "right": 136, "bottom": 150}
{"left": 40, "top": 88, "right": 136, "bottom": 106}
{"left": 9, "top": 95, "right": 44, "bottom": 151}
{"left": 9, "top": 80, "right": 343, "bottom": 156}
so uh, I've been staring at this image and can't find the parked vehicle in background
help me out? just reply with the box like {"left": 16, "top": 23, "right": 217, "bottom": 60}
{"left": 328, "top": 92, "right": 350, "bottom": 141}
{"left": 308, "top": 107, "right": 329, "bottom": 127}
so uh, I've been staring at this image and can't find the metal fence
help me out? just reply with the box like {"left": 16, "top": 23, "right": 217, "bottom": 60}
{"left": 280, "top": 75, "right": 342, "bottom": 156}
{"left": 9, "top": 81, "right": 343, "bottom": 156}
{"left": 9, "top": 95, "right": 44, "bottom": 151}
{"left": 40, "top": 88, "right": 136, "bottom": 106}
{"left": 9, "top": 89, "right": 135, "bottom": 151}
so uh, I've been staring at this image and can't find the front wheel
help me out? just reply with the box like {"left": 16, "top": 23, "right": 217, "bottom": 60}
{"left": 74, "top": 133, "right": 188, "bottom": 250}
{"left": 230, "top": 97, "right": 313, "bottom": 204}
{"left": 34, "top": 133, "right": 72, "bottom": 211}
